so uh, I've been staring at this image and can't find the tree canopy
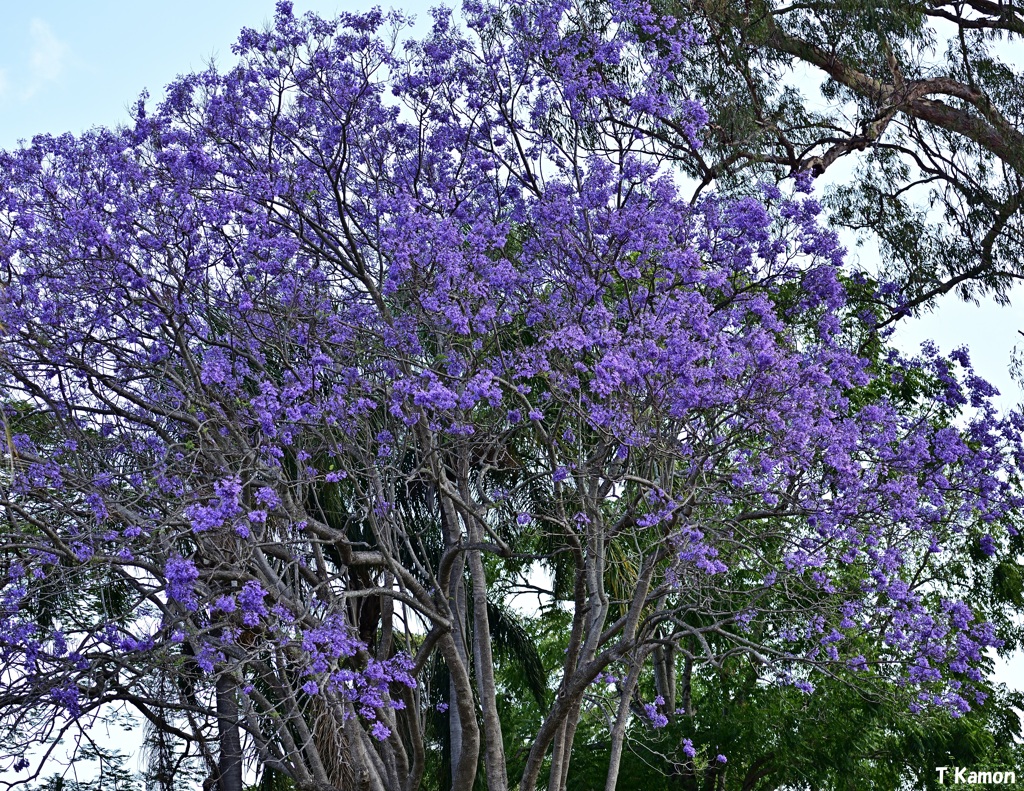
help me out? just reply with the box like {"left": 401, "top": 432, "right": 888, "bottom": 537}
{"left": 0, "top": 2, "right": 1022, "bottom": 791}
{"left": 655, "top": 0, "right": 1024, "bottom": 321}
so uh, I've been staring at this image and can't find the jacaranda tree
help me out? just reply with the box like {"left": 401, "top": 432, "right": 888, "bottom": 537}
{"left": 1, "top": 2, "right": 1022, "bottom": 790}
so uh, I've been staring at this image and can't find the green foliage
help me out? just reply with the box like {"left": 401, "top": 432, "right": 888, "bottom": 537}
{"left": 533, "top": 631, "right": 1024, "bottom": 791}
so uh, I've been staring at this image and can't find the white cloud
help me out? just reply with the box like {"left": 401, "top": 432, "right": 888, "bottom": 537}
{"left": 24, "top": 18, "right": 68, "bottom": 97}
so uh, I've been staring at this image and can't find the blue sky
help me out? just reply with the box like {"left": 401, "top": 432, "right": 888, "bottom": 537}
{"left": 0, "top": 0, "right": 433, "bottom": 148}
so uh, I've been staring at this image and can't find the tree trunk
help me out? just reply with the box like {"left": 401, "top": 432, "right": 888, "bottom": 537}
{"left": 653, "top": 642, "right": 676, "bottom": 716}
{"left": 215, "top": 674, "right": 243, "bottom": 791}
{"left": 681, "top": 651, "right": 693, "bottom": 717}
{"left": 547, "top": 697, "right": 583, "bottom": 791}
{"left": 469, "top": 538, "right": 508, "bottom": 791}
{"left": 440, "top": 630, "right": 481, "bottom": 791}
{"left": 448, "top": 555, "right": 469, "bottom": 789}
{"left": 603, "top": 659, "right": 644, "bottom": 791}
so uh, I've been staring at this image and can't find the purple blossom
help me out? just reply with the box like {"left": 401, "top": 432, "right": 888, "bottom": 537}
{"left": 50, "top": 685, "right": 80, "bottom": 718}
{"left": 643, "top": 696, "right": 668, "bottom": 728}
{"left": 185, "top": 477, "right": 244, "bottom": 533}
{"left": 237, "top": 580, "right": 268, "bottom": 626}
{"left": 165, "top": 556, "right": 199, "bottom": 611}
{"left": 256, "top": 487, "right": 281, "bottom": 509}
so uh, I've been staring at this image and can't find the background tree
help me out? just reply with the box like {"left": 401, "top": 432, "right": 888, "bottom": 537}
{"left": 636, "top": 0, "right": 1024, "bottom": 321}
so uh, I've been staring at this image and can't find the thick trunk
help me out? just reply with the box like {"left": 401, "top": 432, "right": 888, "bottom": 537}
{"left": 469, "top": 541, "right": 508, "bottom": 791}
{"left": 440, "top": 630, "right": 481, "bottom": 791}
{"left": 520, "top": 519, "right": 606, "bottom": 791}
{"left": 522, "top": 553, "right": 658, "bottom": 791}
{"left": 401, "top": 685, "right": 426, "bottom": 791}
{"left": 518, "top": 686, "right": 584, "bottom": 791}
{"left": 546, "top": 721, "right": 568, "bottom": 791}
{"left": 346, "top": 714, "right": 387, "bottom": 791}
{"left": 680, "top": 650, "right": 693, "bottom": 717}
{"left": 439, "top": 483, "right": 480, "bottom": 791}
{"left": 448, "top": 555, "right": 469, "bottom": 788}
{"left": 215, "top": 675, "right": 244, "bottom": 791}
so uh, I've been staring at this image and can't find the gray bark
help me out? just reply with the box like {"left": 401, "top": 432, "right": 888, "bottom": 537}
{"left": 215, "top": 675, "right": 244, "bottom": 791}
{"left": 440, "top": 631, "right": 481, "bottom": 791}
{"left": 468, "top": 532, "right": 508, "bottom": 791}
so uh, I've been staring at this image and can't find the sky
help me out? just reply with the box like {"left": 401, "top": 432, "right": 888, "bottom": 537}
{"left": 1, "top": 0, "right": 1022, "bottom": 772}
{"left": 0, "top": 1, "right": 432, "bottom": 148}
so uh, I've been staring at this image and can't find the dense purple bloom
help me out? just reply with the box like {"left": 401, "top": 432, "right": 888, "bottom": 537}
{"left": 237, "top": 581, "right": 268, "bottom": 627}
{"left": 50, "top": 684, "right": 80, "bottom": 718}
{"left": 164, "top": 557, "right": 199, "bottom": 611}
